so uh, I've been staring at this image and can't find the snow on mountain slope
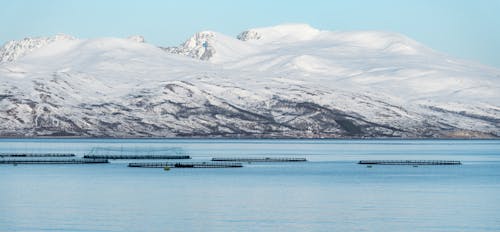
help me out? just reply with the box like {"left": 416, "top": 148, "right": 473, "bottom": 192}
{"left": 237, "top": 24, "right": 321, "bottom": 43}
{"left": 0, "top": 34, "right": 75, "bottom": 62}
{"left": 168, "top": 24, "right": 500, "bottom": 104}
{"left": 162, "top": 31, "right": 256, "bottom": 62}
{"left": 0, "top": 24, "right": 499, "bottom": 138}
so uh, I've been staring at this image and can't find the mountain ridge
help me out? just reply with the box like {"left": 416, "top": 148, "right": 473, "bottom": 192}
{"left": 1, "top": 24, "right": 499, "bottom": 138}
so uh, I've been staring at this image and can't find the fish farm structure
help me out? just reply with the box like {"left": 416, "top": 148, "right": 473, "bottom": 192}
{"left": 0, "top": 153, "right": 76, "bottom": 158}
{"left": 358, "top": 160, "right": 462, "bottom": 165}
{"left": 83, "top": 154, "right": 191, "bottom": 160}
{"left": 128, "top": 162, "right": 243, "bottom": 168}
{"left": 211, "top": 157, "right": 307, "bottom": 162}
{"left": 85, "top": 146, "right": 187, "bottom": 159}
{"left": 0, "top": 158, "right": 109, "bottom": 164}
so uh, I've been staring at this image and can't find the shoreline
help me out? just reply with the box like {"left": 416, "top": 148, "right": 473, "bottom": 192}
{"left": 0, "top": 136, "right": 498, "bottom": 140}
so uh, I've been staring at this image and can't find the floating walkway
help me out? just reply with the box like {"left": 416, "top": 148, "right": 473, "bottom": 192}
{"left": 358, "top": 160, "right": 461, "bottom": 165}
{"left": 211, "top": 157, "right": 307, "bottom": 162}
{"left": 0, "top": 158, "right": 109, "bottom": 164}
{"left": 0, "top": 153, "right": 75, "bottom": 158}
{"left": 128, "top": 162, "right": 243, "bottom": 168}
{"left": 83, "top": 155, "right": 191, "bottom": 160}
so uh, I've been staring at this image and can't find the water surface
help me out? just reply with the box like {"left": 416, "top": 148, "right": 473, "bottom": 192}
{"left": 0, "top": 139, "right": 499, "bottom": 231}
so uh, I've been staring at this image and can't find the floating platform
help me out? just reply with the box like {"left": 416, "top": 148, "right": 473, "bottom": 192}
{"left": 0, "top": 153, "right": 75, "bottom": 158}
{"left": 83, "top": 155, "right": 191, "bottom": 160}
{"left": 211, "top": 157, "right": 307, "bottom": 162}
{"left": 358, "top": 160, "right": 461, "bottom": 165}
{"left": 0, "top": 158, "right": 109, "bottom": 164}
{"left": 128, "top": 162, "right": 243, "bottom": 168}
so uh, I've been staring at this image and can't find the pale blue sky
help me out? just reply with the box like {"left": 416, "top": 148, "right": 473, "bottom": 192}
{"left": 1, "top": 0, "right": 499, "bottom": 67}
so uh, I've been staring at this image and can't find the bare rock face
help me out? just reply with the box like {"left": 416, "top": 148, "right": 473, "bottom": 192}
{"left": 162, "top": 31, "right": 216, "bottom": 60}
{"left": 237, "top": 30, "right": 262, "bottom": 41}
{"left": 0, "top": 34, "right": 75, "bottom": 62}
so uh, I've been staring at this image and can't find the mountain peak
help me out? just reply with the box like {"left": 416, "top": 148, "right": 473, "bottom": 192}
{"left": 127, "top": 35, "right": 145, "bottom": 43}
{"left": 182, "top": 31, "right": 217, "bottom": 49}
{"left": 162, "top": 31, "right": 220, "bottom": 61}
{"left": 0, "top": 34, "right": 76, "bottom": 62}
{"left": 238, "top": 24, "right": 321, "bottom": 43}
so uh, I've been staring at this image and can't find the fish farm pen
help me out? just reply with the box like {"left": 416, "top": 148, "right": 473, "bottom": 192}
{"left": 83, "top": 154, "right": 191, "bottom": 160}
{"left": 0, "top": 158, "right": 109, "bottom": 164}
{"left": 211, "top": 157, "right": 307, "bottom": 162}
{"left": 128, "top": 162, "right": 244, "bottom": 168}
{"left": 85, "top": 146, "right": 187, "bottom": 159}
{"left": 358, "top": 160, "right": 462, "bottom": 165}
{"left": 0, "top": 153, "right": 75, "bottom": 158}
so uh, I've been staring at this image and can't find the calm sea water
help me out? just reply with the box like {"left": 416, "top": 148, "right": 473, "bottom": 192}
{"left": 0, "top": 139, "right": 499, "bottom": 232}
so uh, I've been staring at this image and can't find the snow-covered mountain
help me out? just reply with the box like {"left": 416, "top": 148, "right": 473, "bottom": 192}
{"left": 1, "top": 24, "right": 499, "bottom": 138}
{"left": 0, "top": 34, "right": 75, "bottom": 62}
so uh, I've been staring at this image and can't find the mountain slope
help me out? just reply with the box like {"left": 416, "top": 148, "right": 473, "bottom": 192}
{"left": 1, "top": 24, "right": 499, "bottom": 138}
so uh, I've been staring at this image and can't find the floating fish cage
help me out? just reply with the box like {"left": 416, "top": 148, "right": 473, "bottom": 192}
{"left": 0, "top": 158, "right": 108, "bottom": 164}
{"left": 84, "top": 154, "right": 190, "bottom": 160}
{"left": 211, "top": 157, "right": 307, "bottom": 162}
{"left": 85, "top": 146, "right": 188, "bottom": 160}
{"left": 128, "top": 162, "right": 243, "bottom": 168}
{"left": 358, "top": 160, "right": 461, "bottom": 165}
{"left": 0, "top": 153, "right": 75, "bottom": 158}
